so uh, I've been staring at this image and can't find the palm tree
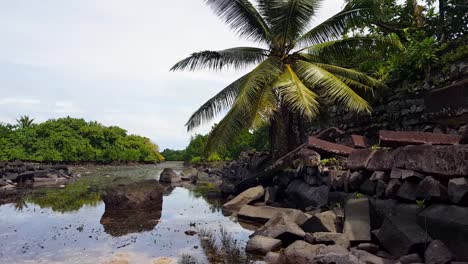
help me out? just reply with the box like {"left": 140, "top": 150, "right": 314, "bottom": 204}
{"left": 172, "top": 0, "right": 399, "bottom": 159}
{"left": 16, "top": 115, "right": 35, "bottom": 129}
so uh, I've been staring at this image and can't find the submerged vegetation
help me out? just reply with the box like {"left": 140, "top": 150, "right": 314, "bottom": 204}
{"left": 0, "top": 116, "right": 164, "bottom": 163}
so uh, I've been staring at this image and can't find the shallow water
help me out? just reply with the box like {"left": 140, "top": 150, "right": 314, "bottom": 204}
{"left": 0, "top": 163, "right": 253, "bottom": 264}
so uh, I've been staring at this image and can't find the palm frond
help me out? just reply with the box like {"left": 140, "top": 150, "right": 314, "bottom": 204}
{"left": 295, "top": 60, "right": 370, "bottom": 113}
{"left": 275, "top": 64, "right": 319, "bottom": 119}
{"left": 205, "top": 58, "right": 283, "bottom": 152}
{"left": 303, "top": 36, "right": 403, "bottom": 61}
{"left": 311, "top": 63, "right": 385, "bottom": 90}
{"left": 296, "top": 1, "right": 373, "bottom": 47}
{"left": 171, "top": 47, "right": 268, "bottom": 71}
{"left": 204, "top": 0, "right": 272, "bottom": 42}
{"left": 186, "top": 74, "right": 248, "bottom": 131}
{"left": 258, "top": 0, "right": 321, "bottom": 49}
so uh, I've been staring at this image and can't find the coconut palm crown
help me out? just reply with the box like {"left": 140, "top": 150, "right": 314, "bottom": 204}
{"left": 172, "top": 0, "right": 399, "bottom": 157}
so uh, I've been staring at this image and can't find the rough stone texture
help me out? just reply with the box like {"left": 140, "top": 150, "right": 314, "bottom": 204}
{"left": 246, "top": 236, "right": 282, "bottom": 255}
{"left": 399, "top": 253, "right": 423, "bottom": 264}
{"left": 448, "top": 178, "right": 468, "bottom": 205}
{"left": 285, "top": 180, "right": 329, "bottom": 209}
{"left": 252, "top": 212, "right": 306, "bottom": 246}
{"left": 344, "top": 198, "right": 371, "bottom": 243}
{"left": 179, "top": 168, "right": 198, "bottom": 183}
{"left": 416, "top": 176, "right": 448, "bottom": 202}
{"left": 351, "top": 249, "right": 398, "bottom": 264}
{"left": 312, "top": 252, "right": 365, "bottom": 264}
{"left": 356, "top": 243, "right": 379, "bottom": 254}
{"left": 397, "top": 181, "right": 419, "bottom": 201}
{"left": 376, "top": 180, "right": 387, "bottom": 198}
{"left": 308, "top": 137, "right": 355, "bottom": 157}
{"left": 238, "top": 205, "right": 308, "bottom": 224}
{"left": 424, "top": 240, "right": 453, "bottom": 264}
{"left": 351, "top": 135, "right": 371, "bottom": 149}
{"left": 279, "top": 241, "right": 325, "bottom": 264}
{"left": 370, "top": 171, "right": 388, "bottom": 181}
{"left": 301, "top": 211, "right": 339, "bottom": 233}
{"left": 366, "top": 149, "right": 400, "bottom": 171}
{"left": 264, "top": 252, "right": 280, "bottom": 264}
{"left": 370, "top": 200, "right": 424, "bottom": 230}
{"left": 159, "top": 168, "right": 181, "bottom": 183}
{"left": 359, "top": 179, "right": 376, "bottom": 196}
{"left": 223, "top": 185, "right": 264, "bottom": 211}
{"left": 305, "top": 232, "right": 350, "bottom": 249}
{"left": 296, "top": 147, "right": 322, "bottom": 167}
{"left": 376, "top": 215, "right": 432, "bottom": 257}
{"left": 328, "top": 170, "right": 348, "bottom": 190}
{"left": 379, "top": 130, "right": 461, "bottom": 148}
{"left": 394, "top": 145, "right": 468, "bottom": 177}
{"left": 347, "top": 172, "right": 366, "bottom": 192}
{"left": 347, "top": 149, "right": 376, "bottom": 170}
{"left": 418, "top": 205, "right": 468, "bottom": 261}
{"left": 102, "top": 180, "right": 164, "bottom": 211}
{"left": 385, "top": 179, "right": 402, "bottom": 199}
{"left": 390, "top": 168, "right": 424, "bottom": 182}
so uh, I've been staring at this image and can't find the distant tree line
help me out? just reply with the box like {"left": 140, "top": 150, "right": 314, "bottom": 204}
{"left": 162, "top": 126, "right": 270, "bottom": 163}
{"left": 0, "top": 116, "right": 164, "bottom": 163}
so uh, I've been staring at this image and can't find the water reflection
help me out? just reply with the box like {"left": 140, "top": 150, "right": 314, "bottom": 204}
{"left": 100, "top": 209, "right": 162, "bottom": 237}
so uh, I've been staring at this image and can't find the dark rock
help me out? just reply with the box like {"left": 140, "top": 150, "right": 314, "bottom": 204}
{"left": 418, "top": 205, "right": 468, "bottom": 260}
{"left": 359, "top": 179, "right": 376, "bottom": 196}
{"left": 100, "top": 207, "right": 162, "bottom": 237}
{"left": 295, "top": 148, "right": 321, "bottom": 167}
{"left": 347, "top": 149, "right": 376, "bottom": 170}
{"left": 397, "top": 181, "right": 419, "bottom": 201}
{"left": 159, "top": 168, "right": 181, "bottom": 183}
{"left": 376, "top": 215, "right": 432, "bottom": 257}
{"left": 416, "top": 176, "right": 448, "bottom": 202}
{"left": 424, "top": 240, "right": 452, "bottom": 264}
{"left": 308, "top": 137, "right": 355, "bottom": 157}
{"left": 385, "top": 179, "right": 402, "bottom": 199}
{"left": 180, "top": 168, "right": 198, "bottom": 183}
{"left": 351, "top": 135, "right": 371, "bottom": 149}
{"left": 399, "top": 253, "right": 422, "bottom": 264}
{"left": 246, "top": 235, "right": 282, "bottom": 256}
{"left": 379, "top": 130, "right": 461, "bottom": 148}
{"left": 102, "top": 180, "right": 163, "bottom": 211}
{"left": 184, "top": 230, "right": 197, "bottom": 236}
{"left": 390, "top": 168, "right": 424, "bottom": 182}
{"left": 344, "top": 198, "right": 371, "bottom": 243}
{"left": 285, "top": 180, "right": 329, "bottom": 209}
{"left": 313, "top": 127, "right": 345, "bottom": 142}
{"left": 448, "top": 178, "right": 468, "bottom": 205}
{"left": 370, "top": 171, "right": 388, "bottom": 181}
{"left": 356, "top": 243, "right": 379, "bottom": 254}
{"left": 367, "top": 149, "right": 400, "bottom": 171}
{"left": 346, "top": 171, "right": 366, "bottom": 192}
{"left": 394, "top": 145, "right": 468, "bottom": 178}
{"left": 376, "top": 180, "right": 387, "bottom": 198}
{"left": 328, "top": 170, "right": 348, "bottom": 190}
{"left": 301, "top": 211, "right": 339, "bottom": 233}
{"left": 350, "top": 248, "right": 398, "bottom": 264}
{"left": 264, "top": 186, "right": 278, "bottom": 205}
{"left": 223, "top": 185, "right": 264, "bottom": 211}
{"left": 252, "top": 212, "right": 306, "bottom": 246}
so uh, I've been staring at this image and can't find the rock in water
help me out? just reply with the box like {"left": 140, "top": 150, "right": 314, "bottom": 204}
{"left": 180, "top": 168, "right": 198, "bottom": 183}
{"left": 159, "top": 168, "right": 181, "bottom": 183}
{"left": 344, "top": 198, "right": 371, "bottom": 243}
{"left": 102, "top": 180, "right": 163, "bottom": 210}
{"left": 223, "top": 185, "right": 264, "bottom": 211}
{"left": 246, "top": 236, "right": 282, "bottom": 255}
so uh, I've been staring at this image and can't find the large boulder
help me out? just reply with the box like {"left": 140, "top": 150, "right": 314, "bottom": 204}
{"left": 246, "top": 236, "right": 282, "bottom": 255}
{"left": 223, "top": 185, "right": 264, "bottom": 211}
{"left": 301, "top": 210, "right": 339, "bottom": 233}
{"left": 238, "top": 205, "right": 309, "bottom": 224}
{"left": 376, "top": 215, "right": 432, "bottom": 257}
{"left": 397, "top": 181, "right": 419, "bottom": 201}
{"left": 394, "top": 145, "right": 468, "bottom": 178}
{"left": 279, "top": 241, "right": 325, "bottom": 264}
{"left": 448, "top": 177, "right": 468, "bottom": 205}
{"left": 424, "top": 240, "right": 453, "bottom": 264}
{"left": 252, "top": 212, "right": 306, "bottom": 246}
{"left": 415, "top": 176, "right": 448, "bottom": 202}
{"left": 344, "top": 198, "right": 371, "bottom": 243}
{"left": 285, "top": 180, "right": 329, "bottom": 209}
{"left": 366, "top": 149, "right": 400, "bottom": 171}
{"left": 418, "top": 204, "right": 468, "bottom": 260}
{"left": 159, "top": 168, "right": 181, "bottom": 183}
{"left": 179, "top": 168, "right": 198, "bottom": 183}
{"left": 347, "top": 149, "right": 376, "bottom": 170}
{"left": 102, "top": 180, "right": 163, "bottom": 211}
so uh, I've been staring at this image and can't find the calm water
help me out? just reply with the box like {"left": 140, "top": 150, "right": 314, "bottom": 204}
{"left": 0, "top": 163, "right": 253, "bottom": 264}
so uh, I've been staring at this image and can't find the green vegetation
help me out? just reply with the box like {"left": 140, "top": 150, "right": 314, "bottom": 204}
{"left": 0, "top": 116, "right": 164, "bottom": 163}
{"left": 172, "top": 0, "right": 397, "bottom": 159}
{"left": 163, "top": 126, "right": 270, "bottom": 163}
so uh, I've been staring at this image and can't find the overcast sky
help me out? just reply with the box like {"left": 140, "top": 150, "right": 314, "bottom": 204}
{"left": 0, "top": 0, "right": 344, "bottom": 150}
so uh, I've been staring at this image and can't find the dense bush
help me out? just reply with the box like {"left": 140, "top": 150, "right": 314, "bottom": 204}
{"left": 0, "top": 117, "right": 164, "bottom": 163}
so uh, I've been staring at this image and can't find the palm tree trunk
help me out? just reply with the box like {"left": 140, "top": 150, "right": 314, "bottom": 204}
{"left": 270, "top": 106, "right": 307, "bottom": 160}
